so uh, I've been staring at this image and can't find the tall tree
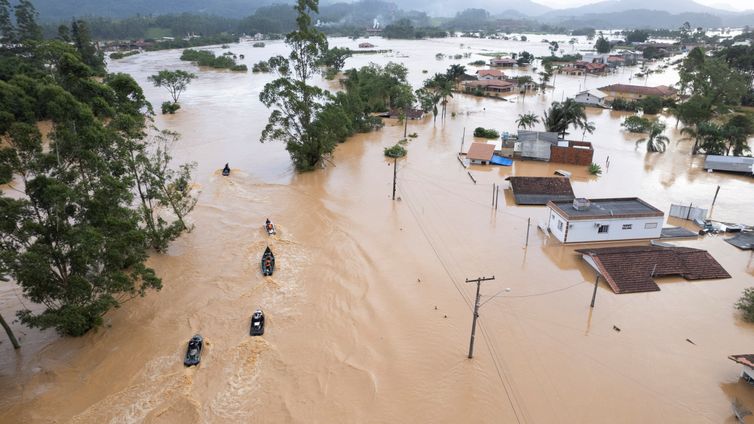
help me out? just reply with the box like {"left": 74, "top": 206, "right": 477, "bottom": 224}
{"left": 148, "top": 69, "right": 196, "bottom": 106}
{"left": 14, "top": 0, "right": 42, "bottom": 42}
{"left": 544, "top": 99, "right": 588, "bottom": 138}
{"left": 594, "top": 35, "right": 610, "bottom": 54}
{"left": 0, "top": 0, "right": 14, "bottom": 45}
{"left": 259, "top": 0, "right": 333, "bottom": 170}
{"left": 515, "top": 113, "right": 539, "bottom": 129}
{"left": 637, "top": 121, "right": 669, "bottom": 153}
{"left": 71, "top": 19, "right": 104, "bottom": 74}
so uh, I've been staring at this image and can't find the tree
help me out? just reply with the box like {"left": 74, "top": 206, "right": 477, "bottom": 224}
{"left": 581, "top": 120, "right": 596, "bottom": 140}
{"left": 544, "top": 99, "right": 588, "bottom": 138}
{"left": 259, "top": 0, "right": 333, "bottom": 170}
{"left": 319, "top": 46, "right": 351, "bottom": 71}
{"left": 622, "top": 115, "right": 651, "bottom": 133}
{"left": 515, "top": 113, "right": 539, "bottom": 129}
{"left": 517, "top": 51, "right": 534, "bottom": 66}
{"left": 0, "top": 0, "right": 14, "bottom": 45}
{"left": 71, "top": 19, "right": 104, "bottom": 74}
{"left": 14, "top": 0, "right": 42, "bottom": 42}
{"left": 637, "top": 121, "right": 669, "bottom": 152}
{"left": 548, "top": 41, "right": 559, "bottom": 56}
{"left": 446, "top": 63, "right": 467, "bottom": 82}
{"left": 736, "top": 288, "right": 754, "bottom": 323}
{"left": 638, "top": 96, "right": 663, "bottom": 114}
{"left": 57, "top": 24, "right": 70, "bottom": 42}
{"left": 594, "top": 36, "right": 610, "bottom": 54}
{"left": 148, "top": 69, "right": 196, "bottom": 107}
{"left": 393, "top": 84, "right": 415, "bottom": 138}
{"left": 625, "top": 30, "right": 649, "bottom": 43}
{"left": 722, "top": 114, "right": 754, "bottom": 156}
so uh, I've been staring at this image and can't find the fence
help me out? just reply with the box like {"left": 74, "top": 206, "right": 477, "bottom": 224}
{"left": 669, "top": 204, "right": 708, "bottom": 221}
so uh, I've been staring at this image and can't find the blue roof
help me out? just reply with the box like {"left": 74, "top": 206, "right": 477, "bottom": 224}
{"left": 490, "top": 155, "right": 513, "bottom": 166}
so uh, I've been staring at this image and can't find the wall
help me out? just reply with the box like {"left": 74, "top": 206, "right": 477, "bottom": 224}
{"left": 574, "top": 94, "right": 603, "bottom": 106}
{"left": 550, "top": 141, "right": 594, "bottom": 166}
{"left": 558, "top": 216, "right": 664, "bottom": 243}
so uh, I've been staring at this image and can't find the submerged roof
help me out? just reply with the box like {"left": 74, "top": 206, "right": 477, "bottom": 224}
{"left": 725, "top": 232, "right": 754, "bottom": 250}
{"left": 576, "top": 245, "right": 731, "bottom": 294}
{"left": 598, "top": 84, "right": 677, "bottom": 97}
{"left": 505, "top": 177, "right": 575, "bottom": 205}
{"left": 730, "top": 354, "right": 754, "bottom": 368}
{"left": 547, "top": 197, "right": 664, "bottom": 220}
{"left": 704, "top": 155, "right": 754, "bottom": 173}
{"left": 467, "top": 142, "right": 496, "bottom": 161}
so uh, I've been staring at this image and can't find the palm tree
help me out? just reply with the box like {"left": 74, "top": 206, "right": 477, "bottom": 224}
{"left": 544, "top": 99, "right": 587, "bottom": 138}
{"left": 446, "top": 64, "right": 467, "bottom": 83}
{"left": 516, "top": 113, "right": 539, "bottom": 129}
{"left": 637, "top": 121, "right": 669, "bottom": 152}
{"left": 581, "top": 121, "right": 596, "bottom": 140}
{"left": 424, "top": 74, "right": 453, "bottom": 121}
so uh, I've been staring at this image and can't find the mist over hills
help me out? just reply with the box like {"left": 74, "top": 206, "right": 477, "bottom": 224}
{"left": 26, "top": 0, "right": 754, "bottom": 28}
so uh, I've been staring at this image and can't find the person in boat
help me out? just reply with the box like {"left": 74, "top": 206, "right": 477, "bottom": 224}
{"left": 222, "top": 163, "right": 230, "bottom": 176}
{"left": 264, "top": 258, "right": 271, "bottom": 268}
{"left": 266, "top": 219, "right": 273, "bottom": 231}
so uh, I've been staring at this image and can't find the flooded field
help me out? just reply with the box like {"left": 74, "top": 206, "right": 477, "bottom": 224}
{"left": 2, "top": 35, "right": 754, "bottom": 423}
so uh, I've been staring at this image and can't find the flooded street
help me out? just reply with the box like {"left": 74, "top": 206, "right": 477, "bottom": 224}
{"left": 2, "top": 35, "right": 754, "bottom": 423}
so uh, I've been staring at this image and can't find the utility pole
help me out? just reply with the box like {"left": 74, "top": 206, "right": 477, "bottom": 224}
{"left": 392, "top": 156, "right": 397, "bottom": 200}
{"left": 466, "top": 275, "right": 495, "bottom": 359}
{"left": 459, "top": 127, "right": 466, "bottom": 154}
{"left": 590, "top": 275, "right": 600, "bottom": 308}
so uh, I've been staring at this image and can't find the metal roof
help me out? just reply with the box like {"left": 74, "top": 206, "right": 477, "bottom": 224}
{"left": 703, "top": 155, "right": 754, "bottom": 174}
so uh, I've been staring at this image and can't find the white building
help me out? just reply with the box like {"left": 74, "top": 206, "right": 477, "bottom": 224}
{"left": 573, "top": 90, "right": 607, "bottom": 107}
{"left": 547, "top": 198, "right": 664, "bottom": 243}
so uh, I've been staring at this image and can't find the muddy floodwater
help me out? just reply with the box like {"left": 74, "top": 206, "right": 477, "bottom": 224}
{"left": 2, "top": 35, "right": 754, "bottom": 423}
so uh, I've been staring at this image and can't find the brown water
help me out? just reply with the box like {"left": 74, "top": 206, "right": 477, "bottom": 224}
{"left": 2, "top": 35, "right": 754, "bottom": 423}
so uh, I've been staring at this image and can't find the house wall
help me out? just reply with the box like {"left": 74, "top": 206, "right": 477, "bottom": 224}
{"left": 574, "top": 93, "right": 604, "bottom": 106}
{"left": 548, "top": 212, "right": 664, "bottom": 243}
{"left": 550, "top": 143, "right": 594, "bottom": 165}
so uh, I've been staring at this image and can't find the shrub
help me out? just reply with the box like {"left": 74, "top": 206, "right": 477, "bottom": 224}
{"left": 384, "top": 143, "right": 407, "bottom": 158}
{"left": 588, "top": 163, "right": 602, "bottom": 175}
{"left": 611, "top": 98, "right": 638, "bottom": 112}
{"left": 408, "top": 132, "right": 418, "bottom": 138}
{"left": 621, "top": 115, "right": 651, "bottom": 133}
{"left": 161, "top": 101, "right": 181, "bottom": 114}
{"left": 231, "top": 64, "right": 248, "bottom": 72}
{"left": 252, "top": 60, "right": 271, "bottom": 73}
{"left": 473, "top": 127, "right": 499, "bottom": 139}
{"left": 109, "top": 50, "right": 139, "bottom": 60}
{"left": 638, "top": 96, "right": 663, "bottom": 114}
{"left": 253, "top": 42, "right": 266, "bottom": 47}
{"left": 469, "top": 60, "right": 486, "bottom": 66}
{"left": 736, "top": 288, "right": 754, "bottom": 322}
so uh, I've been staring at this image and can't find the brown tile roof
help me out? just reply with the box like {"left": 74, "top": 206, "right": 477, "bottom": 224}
{"left": 467, "top": 142, "right": 496, "bottom": 161}
{"left": 477, "top": 69, "right": 504, "bottom": 78}
{"left": 730, "top": 354, "right": 754, "bottom": 368}
{"left": 576, "top": 246, "right": 731, "bottom": 294}
{"left": 464, "top": 79, "right": 515, "bottom": 88}
{"left": 505, "top": 176, "right": 575, "bottom": 205}
{"left": 598, "top": 84, "right": 678, "bottom": 97}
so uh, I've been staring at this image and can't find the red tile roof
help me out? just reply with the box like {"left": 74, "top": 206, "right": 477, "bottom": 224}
{"left": 477, "top": 69, "right": 504, "bottom": 78}
{"left": 598, "top": 84, "right": 678, "bottom": 97}
{"left": 467, "top": 142, "right": 496, "bottom": 161}
{"left": 576, "top": 246, "right": 731, "bottom": 294}
{"left": 464, "top": 79, "right": 514, "bottom": 88}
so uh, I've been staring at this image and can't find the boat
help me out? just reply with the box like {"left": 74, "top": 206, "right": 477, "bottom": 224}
{"left": 265, "top": 219, "right": 276, "bottom": 235}
{"left": 250, "top": 309, "right": 265, "bottom": 336}
{"left": 222, "top": 163, "right": 230, "bottom": 176}
{"left": 261, "top": 247, "right": 275, "bottom": 276}
{"left": 184, "top": 334, "right": 203, "bottom": 367}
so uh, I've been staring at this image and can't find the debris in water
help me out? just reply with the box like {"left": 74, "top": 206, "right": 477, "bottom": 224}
{"left": 686, "top": 338, "right": 696, "bottom": 345}
{"left": 613, "top": 325, "right": 621, "bottom": 332}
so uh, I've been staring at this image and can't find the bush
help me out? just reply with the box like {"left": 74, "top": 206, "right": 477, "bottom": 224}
{"left": 252, "top": 60, "right": 271, "bottom": 73}
{"left": 109, "top": 50, "right": 139, "bottom": 60}
{"left": 473, "top": 127, "right": 499, "bottom": 139}
{"left": 384, "top": 143, "right": 407, "bottom": 158}
{"left": 638, "top": 96, "right": 663, "bottom": 114}
{"left": 231, "top": 64, "right": 248, "bottom": 72}
{"left": 469, "top": 60, "right": 486, "bottom": 66}
{"left": 161, "top": 101, "right": 181, "bottom": 114}
{"left": 408, "top": 132, "right": 418, "bottom": 138}
{"left": 181, "top": 49, "right": 245, "bottom": 71}
{"left": 253, "top": 42, "right": 266, "bottom": 48}
{"left": 324, "top": 67, "right": 339, "bottom": 80}
{"left": 611, "top": 98, "right": 639, "bottom": 112}
{"left": 736, "top": 288, "right": 754, "bottom": 322}
{"left": 622, "top": 115, "right": 651, "bottom": 133}
{"left": 588, "top": 163, "right": 602, "bottom": 175}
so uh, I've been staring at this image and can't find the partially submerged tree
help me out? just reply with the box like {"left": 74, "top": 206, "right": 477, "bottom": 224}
{"left": 516, "top": 113, "right": 539, "bottom": 129}
{"left": 637, "top": 121, "right": 669, "bottom": 152}
{"left": 544, "top": 99, "right": 589, "bottom": 138}
{"left": 148, "top": 69, "right": 196, "bottom": 113}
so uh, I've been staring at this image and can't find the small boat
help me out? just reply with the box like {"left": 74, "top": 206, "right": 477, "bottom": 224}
{"left": 250, "top": 309, "right": 265, "bottom": 336}
{"left": 184, "top": 334, "right": 203, "bottom": 367}
{"left": 264, "top": 220, "right": 276, "bottom": 235}
{"left": 261, "top": 247, "right": 275, "bottom": 276}
{"left": 222, "top": 163, "right": 230, "bottom": 176}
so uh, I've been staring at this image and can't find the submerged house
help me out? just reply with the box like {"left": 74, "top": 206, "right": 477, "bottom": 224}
{"left": 598, "top": 84, "right": 677, "bottom": 102}
{"left": 476, "top": 69, "right": 505, "bottom": 80}
{"left": 550, "top": 140, "right": 594, "bottom": 165}
{"left": 557, "top": 66, "right": 584, "bottom": 76}
{"left": 703, "top": 155, "right": 754, "bottom": 175}
{"left": 546, "top": 197, "right": 664, "bottom": 243}
{"left": 466, "top": 142, "right": 496, "bottom": 165}
{"left": 489, "top": 58, "right": 517, "bottom": 67}
{"left": 506, "top": 176, "right": 575, "bottom": 205}
{"left": 463, "top": 79, "right": 515, "bottom": 94}
{"left": 574, "top": 90, "right": 607, "bottom": 107}
{"left": 515, "top": 131, "right": 594, "bottom": 165}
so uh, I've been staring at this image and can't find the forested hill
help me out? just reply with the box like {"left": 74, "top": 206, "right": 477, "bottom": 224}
{"left": 29, "top": 0, "right": 283, "bottom": 21}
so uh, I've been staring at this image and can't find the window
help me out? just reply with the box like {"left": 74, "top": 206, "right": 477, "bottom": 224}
{"left": 644, "top": 222, "right": 658, "bottom": 229}
{"left": 598, "top": 225, "right": 609, "bottom": 233}
{"left": 622, "top": 224, "right": 632, "bottom": 230}
{"left": 557, "top": 221, "right": 564, "bottom": 230}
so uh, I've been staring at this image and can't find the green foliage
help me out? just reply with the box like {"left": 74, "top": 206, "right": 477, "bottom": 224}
{"left": 621, "top": 115, "right": 652, "bottom": 133}
{"left": 318, "top": 46, "right": 352, "bottom": 71}
{"left": 383, "top": 18, "right": 447, "bottom": 39}
{"left": 109, "top": 50, "right": 139, "bottom": 60}
{"left": 180, "top": 49, "right": 245, "bottom": 71}
{"left": 544, "top": 99, "right": 588, "bottom": 138}
{"left": 588, "top": 163, "right": 602, "bottom": 175}
{"left": 516, "top": 113, "right": 539, "bottom": 129}
{"left": 636, "top": 121, "right": 669, "bottom": 153}
{"left": 146, "top": 35, "right": 239, "bottom": 51}
{"left": 517, "top": 51, "right": 534, "bottom": 66}
{"left": 642, "top": 46, "right": 664, "bottom": 60}
{"left": 571, "top": 28, "right": 595, "bottom": 38}
{"left": 624, "top": 29, "right": 649, "bottom": 43}
{"left": 71, "top": 20, "right": 105, "bottom": 74}
{"left": 540, "top": 54, "right": 582, "bottom": 66}
{"left": 252, "top": 60, "right": 271, "bottom": 73}
{"left": 0, "top": 39, "right": 195, "bottom": 336}
{"left": 384, "top": 143, "right": 407, "bottom": 158}
{"left": 468, "top": 60, "right": 486, "bottom": 66}
{"left": 611, "top": 98, "right": 639, "bottom": 112}
{"left": 736, "top": 288, "right": 754, "bottom": 323}
{"left": 253, "top": 42, "right": 266, "bottom": 48}
{"left": 161, "top": 101, "right": 181, "bottom": 114}
{"left": 148, "top": 69, "right": 196, "bottom": 105}
{"left": 473, "top": 127, "right": 499, "bottom": 139}
{"left": 638, "top": 96, "right": 663, "bottom": 115}
{"left": 594, "top": 36, "right": 610, "bottom": 54}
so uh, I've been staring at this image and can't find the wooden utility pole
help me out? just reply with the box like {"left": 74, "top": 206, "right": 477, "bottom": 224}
{"left": 525, "top": 218, "right": 531, "bottom": 247}
{"left": 590, "top": 275, "right": 600, "bottom": 308}
{"left": 0, "top": 312, "right": 20, "bottom": 349}
{"left": 459, "top": 127, "right": 466, "bottom": 154}
{"left": 711, "top": 185, "right": 721, "bottom": 213}
{"left": 392, "top": 157, "right": 397, "bottom": 200}
{"left": 466, "top": 275, "right": 495, "bottom": 359}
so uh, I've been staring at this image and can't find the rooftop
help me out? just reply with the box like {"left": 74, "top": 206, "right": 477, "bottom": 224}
{"left": 576, "top": 246, "right": 731, "bottom": 294}
{"left": 505, "top": 176, "right": 575, "bottom": 205}
{"left": 730, "top": 354, "right": 754, "bottom": 368}
{"left": 464, "top": 79, "right": 514, "bottom": 88}
{"left": 576, "top": 89, "right": 606, "bottom": 99}
{"left": 477, "top": 69, "right": 504, "bottom": 78}
{"left": 598, "top": 84, "right": 678, "bottom": 97}
{"left": 466, "top": 142, "right": 496, "bottom": 161}
{"left": 547, "top": 197, "right": 664, "bottom": 220}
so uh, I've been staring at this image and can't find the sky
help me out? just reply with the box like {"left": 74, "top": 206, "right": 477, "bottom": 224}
{"left": 535, "top": 0, "right": 749, "bottom": 10}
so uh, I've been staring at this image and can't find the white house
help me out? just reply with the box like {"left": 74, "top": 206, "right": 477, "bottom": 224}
{"left": 574, "top": 90, "right": 607, "bottom": 107}
{"left": 546, "top": 198, "right": 664, "bottom": 243}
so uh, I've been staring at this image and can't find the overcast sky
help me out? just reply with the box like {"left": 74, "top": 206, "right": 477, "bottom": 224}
{"left": 539, "top": 0, "right": 749, "bottom": 10}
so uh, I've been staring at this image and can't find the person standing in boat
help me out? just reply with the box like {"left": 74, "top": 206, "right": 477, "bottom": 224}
{"left": 222, "top": 163, "right": 230, "bottom": 176}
